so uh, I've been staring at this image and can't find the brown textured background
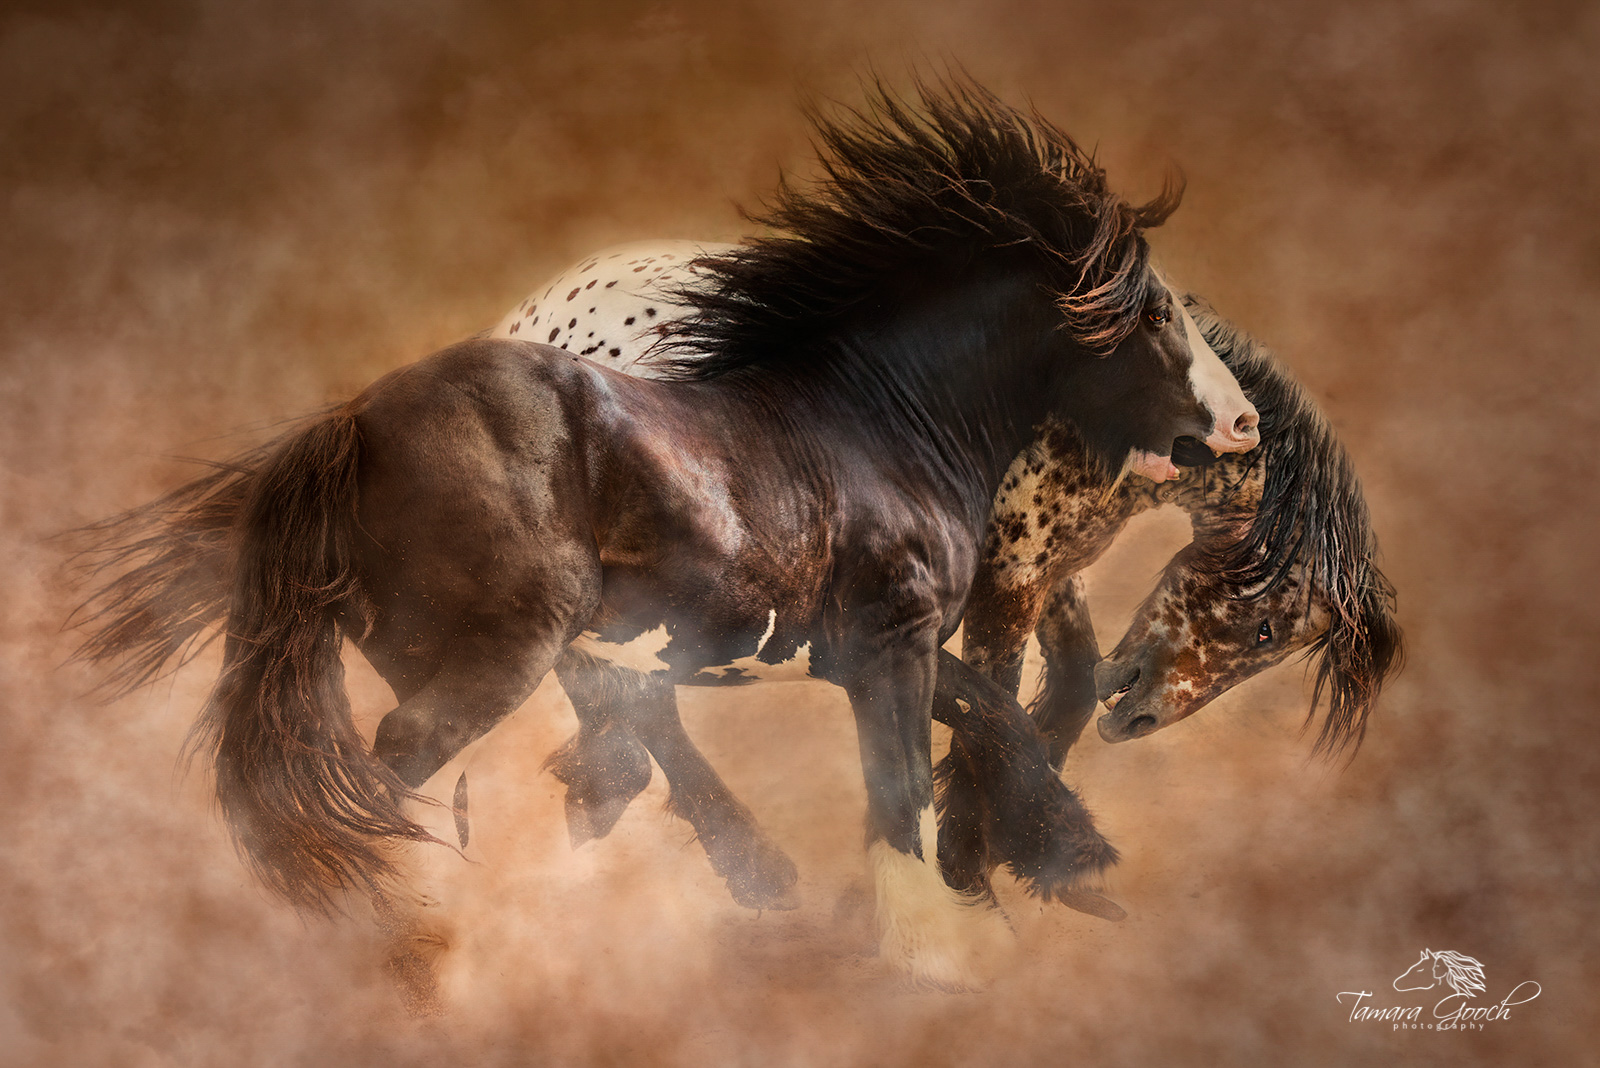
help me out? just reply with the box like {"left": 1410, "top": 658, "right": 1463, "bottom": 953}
{"left": 2, "top": 1, "right": 1595, "bottom": 1064}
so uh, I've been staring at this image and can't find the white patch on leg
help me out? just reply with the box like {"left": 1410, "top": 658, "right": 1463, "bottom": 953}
{"left": 869, "top": 805, "right": 1013, "bottom": 991}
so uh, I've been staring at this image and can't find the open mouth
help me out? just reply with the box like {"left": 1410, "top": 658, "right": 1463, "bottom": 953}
{"left": 1102, "top": 668, "right": 1139, "bottom": 710}
{"left": 1169, "top": 435, "right": 1218, "bottom": 468}
{"left": 1130, "top": 437, "right": 1219, "bottom": 483}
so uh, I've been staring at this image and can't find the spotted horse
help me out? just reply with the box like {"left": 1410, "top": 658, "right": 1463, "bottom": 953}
{"left": 505, "top": 250, "right": 1399, "bottom": 905}
{"left": 939, "top": 298, "right": 1403, "bottom": 893}
{"left": 73, "top": 79, "right": 1260, "bottom": 994}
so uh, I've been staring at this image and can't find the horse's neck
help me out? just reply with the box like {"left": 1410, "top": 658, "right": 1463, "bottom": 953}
{"left": 1162, "top": 452, "right": 1263, "bottom": 545}
{"left": 802, "top": 271, "right": 1074, "bottom": 529}
{"left": 1004, "top": 418, "right": 1147, "bottom": 565}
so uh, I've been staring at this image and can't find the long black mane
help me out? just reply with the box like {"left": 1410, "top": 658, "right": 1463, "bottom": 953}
{"left": 650, "top": 76, "right": 1181, "bottom": 379}
{"left": 1186, "top": 298, "right": 1404, "bottom": 758}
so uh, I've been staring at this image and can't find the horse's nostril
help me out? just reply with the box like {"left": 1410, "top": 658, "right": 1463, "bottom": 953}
{"left": 1235, "top": 410, "right": 1259, "bottom": 434}
{"left": 1127, "top": 714, "right": 1158, "bottom": 736}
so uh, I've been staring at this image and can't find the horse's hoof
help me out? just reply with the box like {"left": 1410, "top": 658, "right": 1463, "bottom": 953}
{"left": 1055, "top": 889, "right": 1127, "bottom": 922}
{"left": 563, "top": 791, "right": 633, "bottom": 848}
{"left": 730, "top": 878, "right": 801, "bottom": 912}
{"left": 723, "top": 838, "right": 801, "bottom": 911}
{"left": 878, "top": 898, "right": 1012, "bottom": 993}
{"left": 564, "top": 798, "right": 596, "bottom": 848}
{"left": 387, "top": 949, "right": 447, "bottom": 1017}
{"left": 546, "top": 729, "right": 653, "bottom": 847}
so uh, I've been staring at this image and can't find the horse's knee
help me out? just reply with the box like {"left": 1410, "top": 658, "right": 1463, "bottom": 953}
{"left": 375, "top": 632, "right": 577, "bottom": 788}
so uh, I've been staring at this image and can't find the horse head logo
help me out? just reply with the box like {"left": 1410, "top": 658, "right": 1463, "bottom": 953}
{"left": 1393, "top": 949, "right": 1487, "bottom": 998}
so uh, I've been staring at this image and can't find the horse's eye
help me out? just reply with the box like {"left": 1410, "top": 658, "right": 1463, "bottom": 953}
{"left": 1144, "top": 308, "right": 1169, "bottom": 328}
{"left": 1256, "top": 621, "right": 1273, "bottom": 644}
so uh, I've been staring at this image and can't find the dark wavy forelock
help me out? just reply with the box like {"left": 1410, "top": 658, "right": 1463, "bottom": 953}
{"left": 649, "top": 74, "right": 1182, "bottom": 378}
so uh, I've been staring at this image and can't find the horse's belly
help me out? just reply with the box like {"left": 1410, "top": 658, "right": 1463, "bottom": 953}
{"left": 571, "top": 610, "right": 820, "bottom": 685}
{"left": 684, "top": 638, "right": 817, "bottom": 686}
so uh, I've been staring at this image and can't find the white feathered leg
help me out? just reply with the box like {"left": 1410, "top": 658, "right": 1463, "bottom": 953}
{"left": 871, "top": 806, "right": 1013, "bottom": 990}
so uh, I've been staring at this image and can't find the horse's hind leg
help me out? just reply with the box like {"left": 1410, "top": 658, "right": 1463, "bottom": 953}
{"left": 598, "top": 673, "right": 798, "bottom": 910}
{"left": 372, "top": 634, "right": 571, "bottom": 789}
{"left": 548, "top": 652, "right": 656, "bottom": 846}
{"left": 641, "top": 715, "right": 800, "bottom": 910}
{"left": 546, "top": 654, "right": 797, "bottom": 909}
{"left": 354, "top": 547, "right": 601, "bottom": 1014}
{"left": 359, "top": 628, "right": 589, "bottom": 1016}
{"left": 359, "top": 635, "right": 569, "bottom": 1006}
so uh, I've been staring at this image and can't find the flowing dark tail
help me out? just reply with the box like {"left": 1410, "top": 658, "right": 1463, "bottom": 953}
{"left": 69, "top": 446, "right": 263, "bottom": 693}
{"left": 195, "top": 408, "right": 435, "bottom": 910}
{"left": 75, "top": 408, "right": 433, "bottom": 910}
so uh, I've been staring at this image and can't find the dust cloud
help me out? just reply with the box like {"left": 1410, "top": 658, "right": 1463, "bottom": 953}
{"left": 2, "top": 1, "right": 1595, "bottom": 1064}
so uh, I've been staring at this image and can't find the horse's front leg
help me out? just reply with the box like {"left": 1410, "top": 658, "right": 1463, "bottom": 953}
{"left": 959, "top": 565, "right": 1045, "bottom": 699}
{"left": 842, "top": 624, "right": 1011, "bottom": 990}
{"left": 1032, "top": 573, "right": 1101, "bottom": 765}
{"left": 932, "top": 652, "right": 1122, "bottom": 919}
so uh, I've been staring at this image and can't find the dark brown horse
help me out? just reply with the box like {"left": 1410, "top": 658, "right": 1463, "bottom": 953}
{"left": 75, "top": 80, "right": 1259, "bottom": 990}
{"left": 486, "top": 259, "right": 1398, "bottom": 912}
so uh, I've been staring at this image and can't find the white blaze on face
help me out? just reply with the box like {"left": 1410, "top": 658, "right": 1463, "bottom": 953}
{"left": 1126, "top": 292, "right": 1259, "bottom": 483}
{"left": 1178, "top": 302, "right": 1258, "bottom": 455}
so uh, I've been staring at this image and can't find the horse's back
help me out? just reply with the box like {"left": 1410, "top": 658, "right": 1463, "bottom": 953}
{"left": 490, "top": 240, "right": 733, "bottom": 374}
{"left": 357, "top": 337, "right": 603, "bottom": 473}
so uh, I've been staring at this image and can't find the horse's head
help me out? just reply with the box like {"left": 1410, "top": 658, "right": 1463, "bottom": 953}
{"left": 1060, "top": 267, "right": 1259, "bottom": 485}
{"left": 1393, "top": 949, "right": 1440, "bottom": 992}
{"left": 1092, "top": 525, "right": 1402, "bottom": 748}
{"left": 1091, "top": 317, "right": 1404, "bottom": 752}
{"left": 1092, "top": 544, "right": 1331, "bottom": 741}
